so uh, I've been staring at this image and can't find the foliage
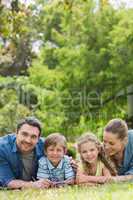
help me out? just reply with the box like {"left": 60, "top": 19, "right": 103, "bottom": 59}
{"left": 0, "top": 1, "right": 133, "bottom": 139}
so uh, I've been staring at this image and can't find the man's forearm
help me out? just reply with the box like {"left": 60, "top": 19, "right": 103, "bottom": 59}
{"left": 7, "top": 180, "right": 33, "bottom": 189}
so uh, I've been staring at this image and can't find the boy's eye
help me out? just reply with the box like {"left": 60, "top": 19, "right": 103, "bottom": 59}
{"left": 49, "top": 148, "right": 54, "bottom": 151}
{"left": 57, "top": 149, "right": 62, "bottom": 152}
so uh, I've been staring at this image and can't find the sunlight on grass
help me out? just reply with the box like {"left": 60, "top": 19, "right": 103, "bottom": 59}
{"left": 0, "top": 183, "right": 133, "bottom": 200}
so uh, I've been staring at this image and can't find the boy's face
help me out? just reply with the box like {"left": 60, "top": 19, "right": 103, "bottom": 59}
{"left": 45, "top": 144, "right": 65, "bottom": 166}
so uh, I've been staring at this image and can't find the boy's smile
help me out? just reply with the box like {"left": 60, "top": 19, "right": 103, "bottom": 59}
{"left": 45, "top": 144, "right": 65, "bottom": 167}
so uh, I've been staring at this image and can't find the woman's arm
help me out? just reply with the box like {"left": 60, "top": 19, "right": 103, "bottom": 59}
{"left": 111, "top": 175, "right": 133, "bottom": 182}
{"left": 102, "top": 166, "right": 111, "bottom": 177}
{"left": 76, "top": 170, "right": 110, "bottom": 184}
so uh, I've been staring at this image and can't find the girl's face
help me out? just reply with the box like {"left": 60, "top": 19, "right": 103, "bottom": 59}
{"left": 103, "top": 131, "right": 126, "bottom": 157}
{"left": 79, "top": 141, "right": 99, "bottom": 164}
{"left": 45, "top": 144, "right": 65, "bottom": 167}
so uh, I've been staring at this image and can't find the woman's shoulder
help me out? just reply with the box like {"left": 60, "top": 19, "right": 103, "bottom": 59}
{"left": 128, "top": 130, "right": 133, "bottom": 138}
{"left": 127, "top": 130, "right": 133, "bottom": 146}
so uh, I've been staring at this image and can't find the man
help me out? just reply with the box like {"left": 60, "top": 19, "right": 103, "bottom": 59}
{"left": 0, "top": 116, "right": 47, "bottom": 189}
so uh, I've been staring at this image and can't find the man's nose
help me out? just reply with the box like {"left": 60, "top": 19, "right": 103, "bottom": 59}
{"left": 25, "top": 136, "right": 32, "bottom": 143}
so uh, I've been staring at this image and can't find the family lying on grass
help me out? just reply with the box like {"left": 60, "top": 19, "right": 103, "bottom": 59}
{"left": 0, "top": 117, "right": 133, "bottom": 189}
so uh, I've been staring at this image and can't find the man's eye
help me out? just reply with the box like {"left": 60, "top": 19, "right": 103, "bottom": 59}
{"left": 31, "top": 135, "right": 37, "bottom": 139}
{"left": 21, "top": 132, "right": 28, "bottom": 137}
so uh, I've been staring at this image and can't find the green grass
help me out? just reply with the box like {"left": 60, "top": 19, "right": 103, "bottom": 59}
{"left": 0, "top": 183, "right": 133, "bottom": 200}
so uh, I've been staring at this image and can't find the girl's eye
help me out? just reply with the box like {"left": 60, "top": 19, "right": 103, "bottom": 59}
{"left": 82, "top": 151, "right": 87, "bottom": 153}
{"left": 90, "top": 149, "right": 95, "bottom": 151}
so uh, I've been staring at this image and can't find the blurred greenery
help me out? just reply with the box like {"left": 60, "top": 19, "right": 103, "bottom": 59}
{"left": 0, "top": 0, "right": 133, "bottom": 140}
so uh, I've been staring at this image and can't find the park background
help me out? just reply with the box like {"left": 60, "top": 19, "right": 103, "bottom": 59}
{"left": 0, "top": 0, "right": 133, "bottom": 140}
{"left": 0, "top": 0, "right": 133, "bottom": 199}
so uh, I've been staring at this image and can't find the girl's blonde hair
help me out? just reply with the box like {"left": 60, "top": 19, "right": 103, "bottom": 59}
{"left": 77, "top": 133, "right": 117, "bottom": 176}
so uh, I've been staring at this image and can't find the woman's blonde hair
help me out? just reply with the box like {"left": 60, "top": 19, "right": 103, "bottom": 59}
{"left": 77, "top": 133, "right": 117, "bottom": 176}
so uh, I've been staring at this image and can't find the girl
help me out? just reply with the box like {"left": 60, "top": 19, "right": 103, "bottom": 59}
{"left": 76, "top": 133, "right": 117, "bottom": 185}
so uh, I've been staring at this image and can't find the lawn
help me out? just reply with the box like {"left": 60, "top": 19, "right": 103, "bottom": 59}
{"left": 0, "top": 183, "right": 133, "bottom": 200}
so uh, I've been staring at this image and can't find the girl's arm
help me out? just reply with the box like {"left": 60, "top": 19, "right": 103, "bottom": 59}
{"left": 102, "top": 166, "right": 111, "bottom": 177}
{"left": 76, "top": 169, "right": 109, "bottom": 184}
{"left": 64, "top": 178, "right": 75, "bottom": 185}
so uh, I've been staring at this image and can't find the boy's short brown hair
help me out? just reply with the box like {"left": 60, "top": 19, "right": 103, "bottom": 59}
{"left": 44, "top": 133, "right": 67, "bottom": 152}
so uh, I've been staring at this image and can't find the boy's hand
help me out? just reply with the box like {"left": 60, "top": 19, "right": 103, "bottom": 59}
{"left": 69, "top": 157, "right": 79, "bottom": 172}
{"left": 32, "top": 179, "right": 53, "bottom": 189}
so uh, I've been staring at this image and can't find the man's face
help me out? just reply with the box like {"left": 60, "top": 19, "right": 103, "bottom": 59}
{"left": 16, "top": 123, "right": 40, "bottom": 154}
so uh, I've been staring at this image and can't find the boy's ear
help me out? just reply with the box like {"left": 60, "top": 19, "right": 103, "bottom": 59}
{"left": 123, "top": 137, "right": 128, "bottom": 146}
{"left": 64, "top": 147, "right": 67, "bottom": 154}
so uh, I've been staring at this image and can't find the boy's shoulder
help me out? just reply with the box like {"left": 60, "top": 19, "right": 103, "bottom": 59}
{"left": 38, "top": 156, "right": 47, "bottom": 164}
{"left": 62, "top": 155, "right": 71, "bottom": 164}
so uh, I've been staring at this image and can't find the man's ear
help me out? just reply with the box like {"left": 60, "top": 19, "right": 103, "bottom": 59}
{"left": 123, "top": 137, "right": 128, "bottom": 146}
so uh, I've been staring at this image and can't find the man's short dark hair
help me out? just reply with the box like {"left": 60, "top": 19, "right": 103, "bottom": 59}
{"left": 17, "top": 116, "right": 42, "bottom": 136}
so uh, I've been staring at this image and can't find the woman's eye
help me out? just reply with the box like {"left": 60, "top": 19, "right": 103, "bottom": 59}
{"left": 109, "top": 142, "right": 114, "bottom": 145}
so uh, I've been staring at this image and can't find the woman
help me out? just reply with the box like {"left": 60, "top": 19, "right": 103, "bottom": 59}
{"left": 103, "top": 118, "right": 133, "bottom": 182}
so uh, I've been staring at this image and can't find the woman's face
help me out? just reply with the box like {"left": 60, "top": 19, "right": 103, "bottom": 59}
{"left": 103, "top": 131, "right": 126, "bottom": 157}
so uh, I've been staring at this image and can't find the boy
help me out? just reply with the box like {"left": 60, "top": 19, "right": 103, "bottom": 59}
{"left": 37, "top": 133, "right": 75, "bottom": 188}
